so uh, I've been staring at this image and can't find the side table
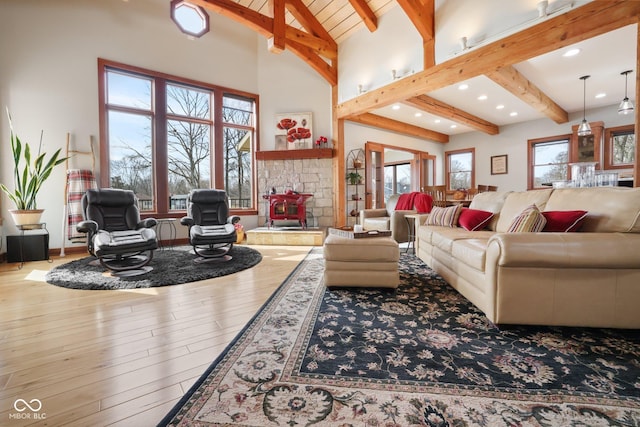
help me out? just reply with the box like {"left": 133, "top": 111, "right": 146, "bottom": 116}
{"left": 156, "top": 218, "right": 177, "bottom": 250}
{"left": 404, "top": 214, "right": 420, "bottom": 254}
{"left": 8, "top": 223, "right": 51, "bottom": 269}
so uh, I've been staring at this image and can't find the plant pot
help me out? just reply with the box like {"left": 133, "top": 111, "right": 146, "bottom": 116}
{"left": 9, "top": 209, "right": 45, "bottom": 226}
{"left": 353, "top": 160, "right": 363, "bottom": 169}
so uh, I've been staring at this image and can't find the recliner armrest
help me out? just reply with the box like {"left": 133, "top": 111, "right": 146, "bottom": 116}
{"left": 228, "top": 215, "right": 241, "bottom": 225}
{"left": 76, "top": 220, "right": 98, "bottom": 234}
{"left": 137, "top": 218, "right": 157, "bottom": 229}
{"left": 180, "top": 216, "right": 194, "bottom": 227}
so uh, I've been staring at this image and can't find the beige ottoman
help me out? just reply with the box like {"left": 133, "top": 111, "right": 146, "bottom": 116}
{"left": 323, "top": 234, "right": 400, "bottom": 288}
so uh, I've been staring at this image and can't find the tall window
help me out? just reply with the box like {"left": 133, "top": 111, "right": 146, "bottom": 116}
{"left": 445, "top": 148, "right": 475, "bottom": 190}
{"left": 528, "top": 135, "right": 570, "bottom": 189}
{"left": 99, "top": 59, "right": 257, "bottom": 215}
{"left": 604, "top": 125, "right": 635, "bottom": 170}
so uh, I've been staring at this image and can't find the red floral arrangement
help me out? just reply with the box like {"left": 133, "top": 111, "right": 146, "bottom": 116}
{"left": 315, "top": 136, "right": 328, "bottom": 146}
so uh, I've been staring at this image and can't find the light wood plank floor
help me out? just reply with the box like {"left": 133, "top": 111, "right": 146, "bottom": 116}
{"left": 0, "top": 245, "right": 313, "bottom": 426}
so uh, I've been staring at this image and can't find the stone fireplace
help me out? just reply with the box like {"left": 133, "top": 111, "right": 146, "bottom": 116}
{"left": 256, "top": 150, "right": 334, "bottom": 228}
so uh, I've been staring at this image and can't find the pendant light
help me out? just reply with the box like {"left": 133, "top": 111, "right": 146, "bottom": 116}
{"left": 577, "top": 75, "right": 592, "bottom": 136}
{"left": 618, "top": 70, "right": 634, "bottom": 115}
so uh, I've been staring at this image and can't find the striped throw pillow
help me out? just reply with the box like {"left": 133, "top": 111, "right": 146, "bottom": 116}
{"left": 425, "top": 204, "right": 463, "bottom": 227}
{"left": 507, "top": 204, "right": 547, "bottom": 232}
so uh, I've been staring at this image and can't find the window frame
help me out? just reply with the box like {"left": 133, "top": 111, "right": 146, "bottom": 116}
{"left": 603, "top": 124, "right": 635, "bottom": 170}
{"left": 444, "top": 148, "right": 475, "bottom": 191}
{"left": 98, "top": 58, "right": 259, "bottom": 217}
{"left": 527, "top": 134, "right": 570, "bottom": 189}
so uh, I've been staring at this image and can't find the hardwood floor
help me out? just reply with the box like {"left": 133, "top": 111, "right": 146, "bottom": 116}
{"left": 0, "top": 244, "right": 313, "bottom": 426}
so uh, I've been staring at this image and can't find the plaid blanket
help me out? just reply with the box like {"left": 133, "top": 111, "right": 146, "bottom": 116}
{"left": 67, "top": 169, "right": 97, "bottom": 240}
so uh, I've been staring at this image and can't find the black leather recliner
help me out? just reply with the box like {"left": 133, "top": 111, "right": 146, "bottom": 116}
{"left": 76, "top": 188, "right": 158, "bottom": 275}
{"left": 181, "top": 189, "right": 239, "bottom": 261}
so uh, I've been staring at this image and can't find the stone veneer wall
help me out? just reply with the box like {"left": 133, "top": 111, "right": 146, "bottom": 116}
{"left": 257, "top": 158, "right": 334, "bottom": 228}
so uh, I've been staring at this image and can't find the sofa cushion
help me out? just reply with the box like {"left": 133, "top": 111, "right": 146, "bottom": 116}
{"left": 425, "top": 204, "right": 462, "bottom": 227}
{"left": 507, "top": 204, "right": 547, "bottom": 232}
{"left": 458, "top": 208, "right": 494, "bottom": 231}
{"left": 545, "top": 187, "right": 640, "bottom": 233}
{"left": 451, "top": 238, "right": 489, "bottom": 271}
{"left": 468, "top": 191, "right": 511, "bottom": 231}
{"left": 542, "top": 210, "right": 588, "bottom": 232}
{"left": 496, "top": 188, "right": 553, "bottom": 232}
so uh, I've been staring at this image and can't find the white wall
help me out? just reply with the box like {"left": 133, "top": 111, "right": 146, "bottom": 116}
{"left": 257, "top": 45, "right": 332, "bottom": 150}
{"left": 0, "top": 0, "right": 331, "bottom": 251}
{"left": 338, "top": 5, "right": 423, "bottom": 103}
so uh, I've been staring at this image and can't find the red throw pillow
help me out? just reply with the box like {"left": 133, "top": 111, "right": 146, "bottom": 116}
{"left": 542, "top": 210, "right": 588, "bottom": 232}
{"left": 458, "top": 207, "right": 494, "bottom": 231}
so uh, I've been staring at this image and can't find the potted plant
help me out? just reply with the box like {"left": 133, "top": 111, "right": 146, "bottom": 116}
{"left": 347, "top": 171, "right": 362, "bottom": 185}
{"left": 0, "top": 109, "right": 67, "bottom": 226}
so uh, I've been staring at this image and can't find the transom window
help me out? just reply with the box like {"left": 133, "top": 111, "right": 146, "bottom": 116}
{"left": 445, "top": 148, "right": 475, "bottom": 190}
{"left": 528, "top": 135, "right": 570, "bottom": 189}
{"left": 99, "top": 59, "right": 257, "bottom": 215}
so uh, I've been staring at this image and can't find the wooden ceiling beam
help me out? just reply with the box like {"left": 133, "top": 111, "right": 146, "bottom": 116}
{"left": 189, "top": 0, "right": 272, "bottom": 37}
{"left": 404, "top": 95, "right": 499, "bottom": 135}
{"left": 268, "top": 0, "right": 286, "bottom": 53}
{"left": 396, "top": 0, "right": 434, "bottom": 42}
{"left": 287, "top": 39, "right": 337, "bottom": 85}
{"left": 336, "top": 1, "right": 640, "bottom": 119}
{"left": 348, "top": 0, "right": 378, "bottom": 32}
{"left": 349, "top": 113, "right": 449, "bottom": 143}
{"left": 286, "top": 27, "right": 337, "bottom": 60}
{"left": 486, "top": 65, "right": 568, "bottom": 124}
{"left": 285, "top": 0, "right": 335, "bottom": 45}
{"left": 193, "top": 0, "right": 337, "bottom": 83}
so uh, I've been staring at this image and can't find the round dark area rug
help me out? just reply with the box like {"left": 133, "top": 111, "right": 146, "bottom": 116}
{"left": 45, "top": 245, "right": 262, "bottom": 290}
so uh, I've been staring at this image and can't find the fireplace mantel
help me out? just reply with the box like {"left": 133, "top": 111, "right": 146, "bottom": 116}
{"left": 256, "top": 148, "right": 333, "bottom": 160}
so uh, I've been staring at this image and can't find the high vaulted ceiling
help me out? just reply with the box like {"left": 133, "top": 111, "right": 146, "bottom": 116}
{"left": 190, "top": 0, "right": 638, "bottom": 141}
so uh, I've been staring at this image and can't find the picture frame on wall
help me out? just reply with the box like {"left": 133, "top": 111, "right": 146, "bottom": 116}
{"left": 275, "top": 112, "right": 312, "bottom": 150}
{"left": 491, "top": 155, "right": 508, "bottom": 175}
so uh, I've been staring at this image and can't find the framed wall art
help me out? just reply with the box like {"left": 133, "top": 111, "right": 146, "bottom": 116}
{"left": 491, "top": 154, "right": 508, "bottom": 175}
{"left": 275, "top": 112, "right": 312, "bottom": 150}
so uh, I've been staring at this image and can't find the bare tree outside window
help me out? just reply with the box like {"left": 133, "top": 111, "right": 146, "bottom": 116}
{"left": 530, "top": 138, "right": 569, "bottom": 188}
{"left": 612, "top": 132, "right": 635, "bottom": 165}
{"left": 102, "top": 61, "right": 257, "bottom": 214}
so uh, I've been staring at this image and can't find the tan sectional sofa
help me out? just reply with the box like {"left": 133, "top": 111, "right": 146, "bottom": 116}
{"left": 415, "top": 187, "right": 640, "bottom": 329}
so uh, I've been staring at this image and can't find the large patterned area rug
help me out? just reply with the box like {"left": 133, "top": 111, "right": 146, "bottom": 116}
{"left": 159, "top": 249, "right": 640, "bottom": 426}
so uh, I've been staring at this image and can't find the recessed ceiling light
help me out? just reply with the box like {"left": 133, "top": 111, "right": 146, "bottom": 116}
{"left": 595, "top": 92, "right": 607, "bottom": 99}
{"left": 510, "top": 112, "right": 518, "bottom": 117}
{"left": 458, "top": 84, "right": 469, "bottom": 90}
{"left": 477, "top": 95, "right": 488, "bottom": 101}
{"left": 415, "top": 112, "right": 423, "bottom": 117}
{"left": 563, "top": 48, "right": 581, "bottom": 57}
{"left": 434, "top": 119, "right": 441, "bottom": 123}
{"left": 392, "top": 104, "right": 400, "bottom": 110}
{"left": 450, "top": 124, "right": 457, "bottom": 129}
{"left": 496, "top": 104, "right": 505, "bottom": 110}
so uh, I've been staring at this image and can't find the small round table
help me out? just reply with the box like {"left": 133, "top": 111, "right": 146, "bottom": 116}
{"left": 156, "top": 218, "right": 177, "bottom": 250}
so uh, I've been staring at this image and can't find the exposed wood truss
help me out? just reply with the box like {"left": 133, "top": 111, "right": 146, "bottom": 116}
{"left": 336, "top": 1, "right": 640, "bottom": 122}
{"left": 348, "top": 112, "right": 449, "bottom": 143}
{"left": 403, "top": 95, "right": 499, "bottom": 135}
{"left": 397, "top": 0, "right": 435, "bottom": 67}
{"left": 486, "top": 66, "right": 568, "bottom": 124}
{"left": 190, "top": 0, "right": 338, "bottom": 85}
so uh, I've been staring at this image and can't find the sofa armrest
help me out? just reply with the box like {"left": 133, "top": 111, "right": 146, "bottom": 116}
{"left": 389, "top": 209, "right": 416, "bottom": 242}
{"left": 487, "top": 232, "right": 640, "bottom": 269}
{"left": 360, "top": 208, "right": 388, "bottom": 219}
